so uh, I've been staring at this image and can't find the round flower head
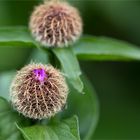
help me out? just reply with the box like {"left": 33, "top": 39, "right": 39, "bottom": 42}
{"left": 10, "top": 63, "right": 68, "bottom": 119}
{"left": 29, "top": 0, "right": 83, "bottom": 47}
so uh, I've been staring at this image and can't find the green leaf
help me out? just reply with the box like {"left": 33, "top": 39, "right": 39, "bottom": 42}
{"left": 73, "top": 36, "right": 140, "bottom": 61}
{"left": 1, "top": 26, "right": 140, "bottom": 61}
{"left": 0, "top": 71, "right": 15, "bottom": 100}
{"left": 52, "top": 47, "right": 83, "bottom": 93}
{"left": 17, "top": 116, "right": 80, "bottom": 140}
{"left": 0, "top": 27, "right": 33, "bottom": 71}
{"left": 62, "top": 75, "right": 99, "bottom": 140}
{"left": 0, "top": 26, "right": 34, "bottom": 47}
{"left": 0, "top": 97, "right": 24, "bottom": 140}
{"left": 27, "top": 48, "right": 50, "bottom": 64}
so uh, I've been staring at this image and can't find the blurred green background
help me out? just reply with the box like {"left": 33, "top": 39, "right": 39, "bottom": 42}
{"left": 0, "top": 0, "right": 140, "bottom": 139}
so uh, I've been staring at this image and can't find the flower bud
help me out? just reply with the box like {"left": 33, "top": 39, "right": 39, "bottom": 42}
{"left": 10, "top": 63, "right": 68, "bottom": 119}
{"left": 29, "top": 0, "right": 83, "bottom": 47}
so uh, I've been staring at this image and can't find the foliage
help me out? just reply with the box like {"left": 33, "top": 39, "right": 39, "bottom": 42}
{"left": 0, "top": 26, "right": 140, "bottom": 139}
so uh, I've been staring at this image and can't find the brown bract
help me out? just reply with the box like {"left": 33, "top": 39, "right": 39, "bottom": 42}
{"left": 10, "top": 63, "right": 68, "bottom": 119}
{"left": 29, "top": 1, "right": 83, "bottom": 47}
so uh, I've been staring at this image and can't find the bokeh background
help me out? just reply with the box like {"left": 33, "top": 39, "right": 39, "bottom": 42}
{"left": 0, "top": 0, "right": 140, "bottom": 139}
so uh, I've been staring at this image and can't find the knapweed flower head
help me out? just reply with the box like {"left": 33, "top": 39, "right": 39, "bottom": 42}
{"left": 10, "top": 63, "right": 68, "bottom": 119}
{"left": 29, "top": 0, "right": 83, "bottom": 47}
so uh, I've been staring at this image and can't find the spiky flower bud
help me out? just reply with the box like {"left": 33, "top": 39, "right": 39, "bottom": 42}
{"left": 29, "top": 0, "right": 83, "bottom": 47}
{"left": 10, "top": 63, "right": 68, "bottom": 119}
